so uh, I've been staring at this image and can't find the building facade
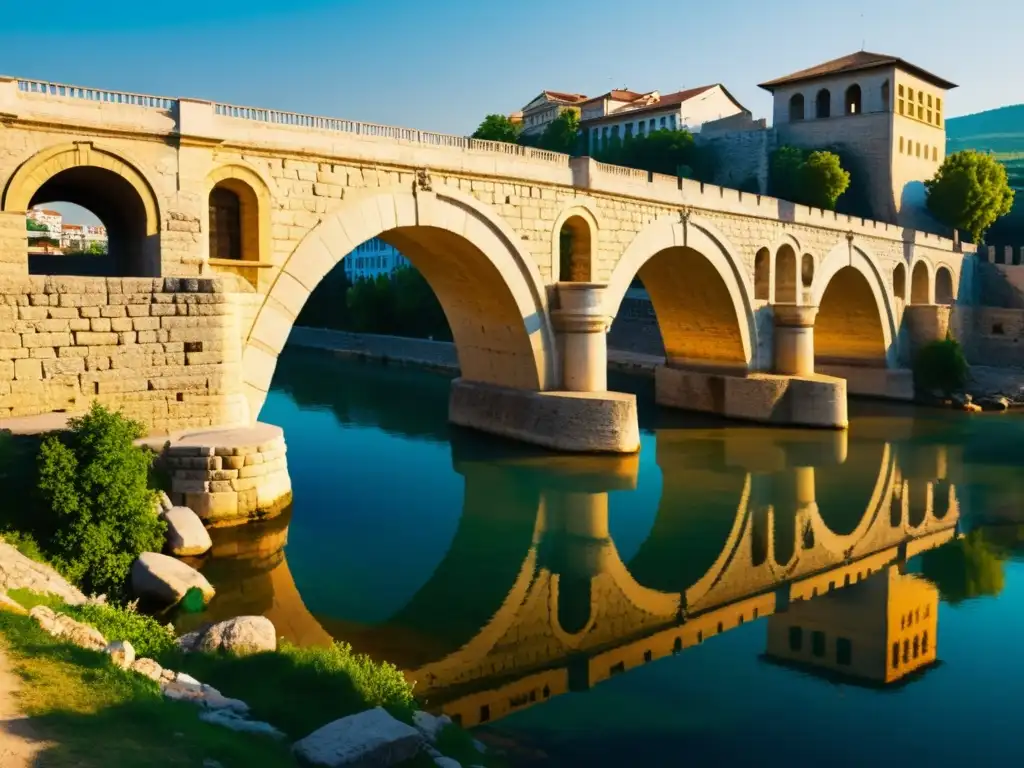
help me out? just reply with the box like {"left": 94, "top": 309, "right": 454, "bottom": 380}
{"left": 758, "top": 51, "right": 956, "bottom": 230}
{"left": 60, "top": 223, "right": 108, "bottom": 251}
{"left": 517, "top": 91, "right": 588, "bottom": 138}
{"left": 582, "top": 85, "right": 753, "bottom": 154}
{"left": 26, "top": 207, "right": 62, "bottom": 237}
{"left": 342, "top": 237, "right": 410, "bottom": 281}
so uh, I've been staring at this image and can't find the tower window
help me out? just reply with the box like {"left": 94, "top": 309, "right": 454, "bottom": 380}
{"left": 789, "top": 93, "right": 805, "bottom": 121}
{"left": 836, "top": 638, "right": 852, "bottom": 666}
{"left": 815, "top": 88, "right": 831, "bottom": 118}
{"left": 811, "top": 631, "right": 826, "bottom": 658}
{"left": 844, "top": 84, "right": 862, "bottom": 115}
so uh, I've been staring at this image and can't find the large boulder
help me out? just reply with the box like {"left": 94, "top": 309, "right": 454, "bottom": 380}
{"left": 131, "top": 552, "right": 215, "bottom": 606}
{"left": 105, "top": 640, "right": 136, "bottom": 669}
{"left": 292, "top": 707, "right": 424, "bottom": 767}
{"left": 195, "top": 616, "right": 277, "bottom": 656}
{"left": 163, "top": 506, "right": 213, "bottom": 557}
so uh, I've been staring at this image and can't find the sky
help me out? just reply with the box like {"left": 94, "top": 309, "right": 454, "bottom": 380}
{"left": 2, "top": 0, "right": 1020, "bottom": 226}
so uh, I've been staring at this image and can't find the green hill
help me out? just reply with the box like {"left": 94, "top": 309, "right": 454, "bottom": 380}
{"left": 947, "top": 104, "right": 1024, "bottom": 243}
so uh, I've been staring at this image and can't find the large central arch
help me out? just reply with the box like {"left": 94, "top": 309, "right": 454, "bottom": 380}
{"left": 241, "top": 186, "right": 557, "bottom": 421}
{"left": 605, "top": 215, "right": 757, "bottom": 370}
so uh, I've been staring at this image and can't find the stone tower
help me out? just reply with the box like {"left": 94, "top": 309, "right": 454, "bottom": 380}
{"left": 758, "top": 51, "right": 957, "bottom": 231}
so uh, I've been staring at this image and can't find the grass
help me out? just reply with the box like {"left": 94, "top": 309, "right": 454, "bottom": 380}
{"left": 0, "top": 606, "right": 297, "bottom": 768}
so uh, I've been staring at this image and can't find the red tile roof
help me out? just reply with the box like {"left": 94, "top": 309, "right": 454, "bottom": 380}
{"left": 758, "top": 51, "right": 957, "bottom": 91}
{"left": 542, "top": 90, "right": 588, "bottom": 103}
{"left": 581, "top": 85, "right": 742, "bottom": 125}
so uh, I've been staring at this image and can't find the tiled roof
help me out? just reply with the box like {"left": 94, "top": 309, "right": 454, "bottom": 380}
{"left": 758, "top": 51, "right": 957, "bottom": 91}
{"left": 542, "top": 90, "right": 588, "bottom": 103}
{"left": 582, "top": 85, "right": 725, "bottom": 124}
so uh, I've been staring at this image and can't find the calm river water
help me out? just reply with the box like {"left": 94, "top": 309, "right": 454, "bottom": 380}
{"left": 182, "top": 346, "right": 1024, "bottom": 767}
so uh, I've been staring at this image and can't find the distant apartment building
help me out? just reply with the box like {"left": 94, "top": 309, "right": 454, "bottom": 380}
{"left": 26, "top": 207, "right": 62, "bottom": 237}
{"left": 60, "top": 223, "right": 108, "bottom": 250}
{"left": 581, "top": 85, "right": 756, "bottom": 153}
{"left": 343, "top": 238, "right": 410, "bottom": 281}
{"left": 515, "top": 91, "right": 589, "bottom": 137}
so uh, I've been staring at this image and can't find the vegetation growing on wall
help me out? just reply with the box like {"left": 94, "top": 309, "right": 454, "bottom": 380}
{"left": 471, "top": 114, "right": 522, "bottom": 144}
{"left": 769, "top": 145, "right": 851, "bottom": 210}
{"left": 925, "top": 150, "right": 1016, "bottom": 245}
{"left": 593, "top": 128, "right": 718, "bottom": 182}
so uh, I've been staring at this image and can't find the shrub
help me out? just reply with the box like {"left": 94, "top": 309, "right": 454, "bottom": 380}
{"left": 770, "top": 145, "right": 850, "bottom": 210}
{"left": 926, "top": 149, "right": 1015, "bottom": 244}
{"left": 36, "top": 403, "right": 165, "bottom": 597}
{"left": 68, "top": 601, "right": 177, "bottom": 658}
{"left": 913, "top": 335, "right": 969, "bottom": 396}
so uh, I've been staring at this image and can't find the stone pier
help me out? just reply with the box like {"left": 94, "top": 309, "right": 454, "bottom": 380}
{"left": 161, "top": 423, "right": 292, "bottom": 527}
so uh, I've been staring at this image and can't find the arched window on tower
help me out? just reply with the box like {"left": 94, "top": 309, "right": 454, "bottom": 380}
{"left": 881, "top": 80, "right": 891, "bottom": 111}
{"left": 816, "top": 89, "right": 831, "bottom": 119}
{"left": 845, "top": 84, "right": 862, "bottom": 115}
{"left": 789, "top": 93, "right": 805, "bottom": 122}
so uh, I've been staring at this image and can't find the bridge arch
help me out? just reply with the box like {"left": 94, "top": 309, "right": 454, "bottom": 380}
{"left": 552, "top": 201, "right": 599, "bottom": 283}
{"left": 910, "top": 260, "right": 933, "bottom": 304}
{"left": 810, "top": 241, "right": 897, "bottom": 367}
{"left": 204, "top": 162, "right": 273, "bottom": 272}
{"left": 241, "top": 185, "right": 557, "bottom": 421}
{"left": 2, "top": 142, "right": 161, "bottom": 276}
{"left": 605, "top": 214, "right": 756, "bottom": 370}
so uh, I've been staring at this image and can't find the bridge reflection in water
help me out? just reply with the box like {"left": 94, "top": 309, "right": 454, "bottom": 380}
{"left": 185, "top": 415, "right": 959, "bottom": 729}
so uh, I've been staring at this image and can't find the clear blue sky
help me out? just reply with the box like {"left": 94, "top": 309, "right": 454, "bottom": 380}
{"left": 2, "top": 0, "right": 1019, "bottom": 225}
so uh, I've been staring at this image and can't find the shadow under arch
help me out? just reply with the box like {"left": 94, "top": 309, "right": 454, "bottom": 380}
{"left": 604, "top": 214, "right": 757, "bottom": 371}
{"left": 3, "top": 142, "right": 161, "bottom": 276}
{"left": 242, "top": 186, "right": 557, "bottom": 422}
{"left": 811, "top": 242, "right": 896, "bottom": 368}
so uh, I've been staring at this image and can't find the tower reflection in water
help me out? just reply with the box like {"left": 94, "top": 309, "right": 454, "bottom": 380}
{"left": 185, "top": 419, "right": 960, "bottom": 728}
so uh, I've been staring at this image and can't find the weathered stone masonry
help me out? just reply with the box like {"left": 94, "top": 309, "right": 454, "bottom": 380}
{"left": 0, "top": 273, "right": 249, "bottom": 432}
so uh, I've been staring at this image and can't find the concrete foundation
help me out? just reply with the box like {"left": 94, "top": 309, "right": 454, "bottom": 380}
{"left": 817, "top": 364, "right": 914, "bottom": 401}
{"left": 448, "top": 378, "right": 640, "bottom": 454}
{"left": 162, "top": 422, "right": 293, "bottom": 527}
{"left": 655, "top": 365, "right": 848, "bottom": 429}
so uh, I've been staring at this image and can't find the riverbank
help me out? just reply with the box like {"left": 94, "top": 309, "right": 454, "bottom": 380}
{"left": 287, "top": 327, "right": 1024, "bottom": 404}
{"left": 286, "top": 326, "right": 662, "bottom": 377}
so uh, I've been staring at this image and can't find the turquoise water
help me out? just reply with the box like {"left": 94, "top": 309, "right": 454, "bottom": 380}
{"left": 189, "top": 346, "right": 1024, "bottom": 767}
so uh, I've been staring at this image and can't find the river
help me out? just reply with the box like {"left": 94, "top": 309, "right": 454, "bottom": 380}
{"left": 179, "top": 346, "right": 1024, "bottom": 767}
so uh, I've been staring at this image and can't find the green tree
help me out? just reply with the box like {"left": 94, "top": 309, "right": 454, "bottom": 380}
{"left": 296, "top": 265, "right": 352, "bottom": 331}
{"left": 36, "top": 403, "right": 165, "bottom": 597}
{"left": 919, "top": 529, "right": 1006, "bottom": 604}
{"left": 535, "top": 110, "right": 581, "bottom": 155}
{"left": 925, "top": 149, "right": 1016, "bottom": 244}
{"left": 471, "top": 114, "right": 521, "bottom": 144}
{"left": 594, "top": 128, "right": 718, "bottom": 183}
{"left": 769, "top": 145, "right": 850, "bottom": 210}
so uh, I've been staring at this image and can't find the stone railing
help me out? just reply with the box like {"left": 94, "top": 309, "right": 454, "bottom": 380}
{"left": 979, "top": 244, "right": 1024, "bottom": 265}
{"left": 2, "top": 75, "right": 961, "bottom": 252}
{"left": 15, "top": 78, "right": 175, "bottom": 110}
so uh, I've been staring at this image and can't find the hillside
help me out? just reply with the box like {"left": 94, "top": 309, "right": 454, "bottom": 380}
{"left": 947, "top": 104, "right": 1024, "bottom": 242}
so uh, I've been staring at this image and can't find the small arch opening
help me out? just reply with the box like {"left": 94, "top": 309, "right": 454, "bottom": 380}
{"left": 775, "top": 244, "right": 797, "bottom": 302}
{"left": 815, "top": 89, "right": 831, "bottom": 119}
{"left": 754, "top": 247, "right": 771, "bottom": 300}
{"left": 559, "top": 215, "right": 592, "bottom": 282}
{"left": 935, "top": 266, "right": 955, "bottom": 305}
{"left": 911, "top": 262, "right": 931, "bottom": 304}
{"left": 801, "top": 253, "right": 814, "bottom": 288}
{"left": 844, "top": 84, "right": 862, "bottom": 115}
{"left": 789, "top": 93, "right": 805, "bottom": 122}
{"left": 893, "top": 263, "right": 907, "bottom": 301}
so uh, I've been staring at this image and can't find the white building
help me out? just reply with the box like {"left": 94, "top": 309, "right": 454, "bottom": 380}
{"left": 343, "top": 238, "right": 410, "bottom": 281}
{"left": 514, "top": 91, "right": 589, "bottom": 137}
{"left": 61, "top": 223, "right": 108, "bottom": 251}
{"left": 26, "top": 207, "right": 62, "bottom": 237}
{"left": 583, "top": 84, "right": 753, "bottom": 154}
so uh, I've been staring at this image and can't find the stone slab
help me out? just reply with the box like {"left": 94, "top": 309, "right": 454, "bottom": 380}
{"left": 448, "top": 378, "right": 640, "bottom": 454}
{"left": 292, "top": 706, "right": 424, "bottom": 768}
{"left": 816, "top": 364, "right": 914, "bottom": 401}
{"left": 655, "top": 366, "right": 848, "bottom": 429}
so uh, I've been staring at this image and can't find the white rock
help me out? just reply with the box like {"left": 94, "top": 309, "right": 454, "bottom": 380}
{"left": 130, "top": 552, "right": 215, "bottom": 606}
{"left": 413, "top": 710, "right": 452, "bottom": 743}
{"left": 46, "top": 612, "right": 106, "bottom": 650}
{"left": 175, "top": 671, "right": 202, "bottom": 687}
{"left": 199, "top": 709, "right": 286, "bottom": 740}
{"left": 29, "top": 605, "right": 56, "bottom": 631}
{"left": 176, "top": 630, "right": 202, "bottom": 652}
{"left": 292, "top": 706, "right": 424, "bottom": 767}
{"left": 0, "top": 540, "right": 86, "bottom": 605}
{"left": 163, "top": 506, "right": 212, "bottom": 557}
{"left": 434, "top": 759, "right": 461, "bottom": 768}
{"left": 196, "top": 616, "right": 277, "bottom": 656}
{"left": 105, "top": 640, "right": 135, "bottom": 669}
{"left": 130, "top": 657, "right": 164, "bottom": 682}
{"left": 158, "top": 491, "right": 174, "bottom": 513}
{"left": 160, "top": 679, "right": 249, "bottom": 714}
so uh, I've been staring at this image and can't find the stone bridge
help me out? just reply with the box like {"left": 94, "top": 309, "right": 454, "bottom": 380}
{"left": 0, "top": 76, "right": 964, "bottom": 451}
{"left": 192, "top": 423, "right": 960, "bottom": 726}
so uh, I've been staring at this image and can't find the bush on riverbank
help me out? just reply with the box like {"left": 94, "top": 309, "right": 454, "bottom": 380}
{"left": 1, "top": 403, "right": 166, "bottom": 599}
{"left": 913, "top": 336, "right": 969, "bottom": 396}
